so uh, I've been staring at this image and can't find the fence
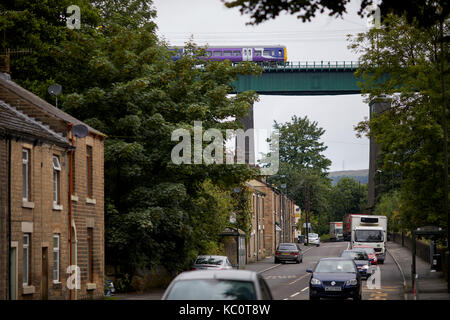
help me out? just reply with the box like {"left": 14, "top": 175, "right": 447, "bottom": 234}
{"left": 391, "top": 232, "right": 449, "bottom": 282}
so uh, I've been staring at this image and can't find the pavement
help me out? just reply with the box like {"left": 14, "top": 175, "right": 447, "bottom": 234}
{"left": 387, "top": 241, "right": 450, "bottom": 300}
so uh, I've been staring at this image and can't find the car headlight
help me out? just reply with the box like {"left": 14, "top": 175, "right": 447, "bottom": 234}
{"left": 362, "top": 265, "right": 369, "bottom": 269}
{"left": 311, "top": 278, "right": 321, "bottom": 285}
{"left": 346, "top": 279, "right": 358, "bottom": 286}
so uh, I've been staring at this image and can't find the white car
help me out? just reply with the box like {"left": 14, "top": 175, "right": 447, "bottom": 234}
{"left": 306, "top": 233, "right": 320, "bottom": 246}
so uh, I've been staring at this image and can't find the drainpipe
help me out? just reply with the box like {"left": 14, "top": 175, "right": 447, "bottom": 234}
{"left": 68, "top": 123, "right": 74, "bottom": 300}
{"left": 7, "top": 136, "right": 11, "bottom": 300}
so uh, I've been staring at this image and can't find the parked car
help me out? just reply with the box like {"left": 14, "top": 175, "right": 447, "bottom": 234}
{"left": 340, "top": 250, "right": 371, "bottom": 279}
{"left": 307, "top": 257, "right": 362, "bottom": 300}
{"left": 191, "top": 255, "right": 234, "bottom": 271}
{"left": 274, "top": 243, "right": 303, "bottom": 264}
{"left": 305, "top": 233, "right": 320, "bottom": 246}
{"left": 162, "top": 270, "right": 273, "bottom": 300}
{"left": 353, "top": 245, "right": 378, "bottom": 265}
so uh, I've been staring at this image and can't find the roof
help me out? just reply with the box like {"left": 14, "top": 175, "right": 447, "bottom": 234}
{"left": 0, "top": 100, "right": 70, "bottom": 148}
{"left": 0, "top": 75, "right": 105, "bottom": 137}
{"left": 173, "top": 270, "right": 258, "bottom": 282}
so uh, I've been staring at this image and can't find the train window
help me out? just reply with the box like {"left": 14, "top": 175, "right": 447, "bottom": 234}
{"left": 233, "top": 51, "right": 240, "bottom": 56}
{"left": 278, "top": 50, "right": 283, "bottom": 56}
{"left": 254, "top": 50, "right": 262, "bottom": 56}
{"left": 263, "top": 50, "right": 271, "bottom": 56}
{"left": 213, "top": 51, "right": 222, "bottom": 56}
{"left": 224, "top": 51, "right": 232, "bottom": 56}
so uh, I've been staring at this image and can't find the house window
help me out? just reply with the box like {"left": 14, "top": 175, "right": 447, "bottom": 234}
{"left": 23, "top": 234, "right": 30, "bottom": 285}
{"left": 86, "top": 146, "right": 93, "bottom": 198}
{"left": 53, "top": 156, "right": 61, "bottom": 205}
{"left": 22, "top": 149, "right": 30, "bottom": 201}
{"left": 87, "top": 228, "right": 93, "bottom": 282}
{"left": 53, "top": 234, "right": 60, "bottom": 282}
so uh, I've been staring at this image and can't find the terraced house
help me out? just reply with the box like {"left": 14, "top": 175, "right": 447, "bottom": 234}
{"left": 0, "top": 71, "right": 105, "bottom": 300}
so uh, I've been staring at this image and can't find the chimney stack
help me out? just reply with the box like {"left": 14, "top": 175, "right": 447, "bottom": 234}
{"left": 0, "top": 54, "right": 10, "bottom": 74}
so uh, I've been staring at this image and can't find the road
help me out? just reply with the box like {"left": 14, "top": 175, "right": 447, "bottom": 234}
{"left": 259, "top": 241, "right": 405, "bottom": 300}
{"left": 115, "top": 241, "right": 405, "bottom": 300}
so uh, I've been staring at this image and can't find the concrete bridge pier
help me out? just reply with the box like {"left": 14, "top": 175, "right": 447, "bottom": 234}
{"left": 367, "top": 96, "right": 391, "bottom": 212}
{"left": 238, "top": 103, "right": 255, "bottom": 165}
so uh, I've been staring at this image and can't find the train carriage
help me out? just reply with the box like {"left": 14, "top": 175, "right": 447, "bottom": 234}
{"left": 170, "top": 45, "right": 287, "bottom": 63}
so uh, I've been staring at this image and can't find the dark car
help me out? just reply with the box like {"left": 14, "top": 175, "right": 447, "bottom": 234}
{"left": 307, "top": 258, "right": 362, "bottom": 300}
{"left": 274, "top": 243, "right": 303, "bottom": 264}
{"left": 340, "top": 250, "right": 371, "bottom": 279}
{"left": 162, "top": 270, "right": 273, "bottom": 300}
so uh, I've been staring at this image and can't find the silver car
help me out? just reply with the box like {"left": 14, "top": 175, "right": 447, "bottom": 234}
{"left": 162, "top": 270, "right": 273, "bottom": 300}
{"left": 191, "top": 255, "right": 234, "bottom": 271}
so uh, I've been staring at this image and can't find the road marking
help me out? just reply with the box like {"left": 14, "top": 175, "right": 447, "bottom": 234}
{"left": 257, "top": 263, "right": 282, "bottom": 274}
{"left": 301, "top": 287, "right": 309, "bottom": 292}
{"left": 290, "top": 292, "right": 300, "bottom": 297}
{"left": 288, "top": 273, "right": 310, "bottom": 285}
{"left": 347, "top": 242, "right": 350, "bottom": 250}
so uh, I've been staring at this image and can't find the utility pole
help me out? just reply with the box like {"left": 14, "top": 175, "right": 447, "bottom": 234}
{"left": 439, "top": 18, "right": 449, "bottom": 293}
{"left": 305, "top": 183, "right": 310, "bottom": 245}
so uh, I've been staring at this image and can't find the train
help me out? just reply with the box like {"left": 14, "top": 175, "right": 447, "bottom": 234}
{"left": 169, "top": 45, "right": 287, "bottom": 63}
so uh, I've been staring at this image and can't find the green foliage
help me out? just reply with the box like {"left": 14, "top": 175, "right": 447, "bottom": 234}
{"left": 350, "top": 14, "right": 449, "bottom": 231}
{"left": 266, "top": 116, "right": 332, "bottom": 235}
{"left": 329, "top": 177, "right": 368, "bottom": 222}
{"left": 223, "top": 0, "right": 449, "bottom": 28}
{"left": 374, "top": 190, "right": 401, "bottom": 233}
{"left": 4, "top": 0, "right": 261, "bottom": 275}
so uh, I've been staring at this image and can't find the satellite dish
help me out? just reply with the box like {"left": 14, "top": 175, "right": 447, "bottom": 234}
{"left": 48, "top": 84, "right": 62, "bottom": 96}
{"left": 71, "top": 124, "right": 89, "bottom": 138}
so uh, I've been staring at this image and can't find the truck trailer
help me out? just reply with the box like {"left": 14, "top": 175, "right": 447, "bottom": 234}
{"left": 342, "top": 213, "right": 364, "bottom": 241}
{"left": 350, "top": 215, "right": 388, "bottom": 264}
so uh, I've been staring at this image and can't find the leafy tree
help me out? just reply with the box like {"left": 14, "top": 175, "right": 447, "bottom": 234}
{"left": 329, "top": 177, "right": 368, "bottom": 222}
{"left": 374, "top": 190, "right": 401, "bottom": 233}
{"left": 222, "top": 0, "right": 449, "bottom": 28}
{"left": 3, "top": 0, "right": 262, "bottom": 278}
{"left": 265, "top": 115, "right": 332, "bottom": 235}
{"left": 350, "top": 14, "right": 449, "bottom": 230}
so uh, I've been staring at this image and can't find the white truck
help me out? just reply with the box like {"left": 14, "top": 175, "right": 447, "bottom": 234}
{"left": 350, "top": 215, "right": 387, "bottom": 264}
{"left": 329, "top": 222, "right": 343, "bottom": 241}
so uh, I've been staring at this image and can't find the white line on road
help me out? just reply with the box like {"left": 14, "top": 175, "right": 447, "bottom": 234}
{"left": 301, "top": 287, "right": 309, "bottom": 292}
{"left": 288, "top": 273, "right": 310, "bottom": 285}
{"left": 290, "top": 292, "right": 300, "bottom": 297}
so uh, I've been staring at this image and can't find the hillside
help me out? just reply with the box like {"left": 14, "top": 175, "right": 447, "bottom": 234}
{"left": 328, "top": 169, "right": 369, "bottom": 185}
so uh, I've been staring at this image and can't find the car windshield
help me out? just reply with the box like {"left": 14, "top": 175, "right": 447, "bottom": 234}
{"left": 194, "top": 257, "right": 224, "bottom": 265}
{"left": 355, "top": 230, "right": 383, "bottom": 242}
{"left": 315, "top": 260, "right": 356, "bottom": 273}
{"left": 336, "top": 228, "right": 343, "bottom": 233}
{"left": 341, "top": 251, "right": 368, "bottom": 260}
{"left": 309, "top": 234, "right": 318, "bottom": 238}
{"left": 166, "top": 279, "right": 256, "bottom": 300}
{"left": 278, "top": 245, "right": 296, "bottom": 250}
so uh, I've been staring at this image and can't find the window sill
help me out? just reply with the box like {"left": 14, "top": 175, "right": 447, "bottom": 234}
{"left": 86, "top": 198, "right": 96, "bottom": 205}
{"left": 22, "top": 285, "right": 35, "bottom": 295}
{"left": 53, "top": 204, "right": 63, "bottom": 211}
{"left": 22, "top": 200, "right": 35, "bottom": 209}
{"left": 86, "top": 283, "right": 97, "bottom": 291}
{"left": 71, "top": 195, "right": 79, "bottom": 202}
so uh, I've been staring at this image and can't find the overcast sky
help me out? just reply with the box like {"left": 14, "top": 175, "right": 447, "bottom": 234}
{"left": 152, "top": 0, "right": 371, "bottom": 172}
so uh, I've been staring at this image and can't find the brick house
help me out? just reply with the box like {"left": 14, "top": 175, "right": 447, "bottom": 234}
{"left": 0, "top": 73, "right": 105, "bottom": 300}
{"left": 246, "top": 179, "right": 296, "bottom": 261}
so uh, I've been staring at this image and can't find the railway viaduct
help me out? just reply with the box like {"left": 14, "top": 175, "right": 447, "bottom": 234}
{"left": 233, "top": 61, "right": 390, "bottom": 211}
